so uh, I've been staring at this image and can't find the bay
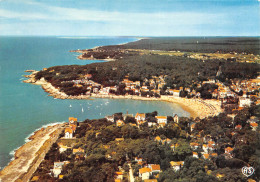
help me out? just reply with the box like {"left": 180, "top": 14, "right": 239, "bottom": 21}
{"left": 0, "top": 36, "right": 189, "bottom": 168}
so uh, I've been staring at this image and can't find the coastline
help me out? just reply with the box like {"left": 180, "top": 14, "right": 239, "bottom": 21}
{"left": 71, "top": 37, "right": 143, "bottom": 61}
{"left": 0, "top": 123, "right": 65, "bottom": 182}
{"left": 24, "top": 74, "right": 223, "bottom": 118}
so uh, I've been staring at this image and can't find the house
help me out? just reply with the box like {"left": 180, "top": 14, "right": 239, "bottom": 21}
{"left": 73, "top": 147, "right": 85, "bottom": 154}
{"left": 170, "top": 143, "right": 180, "bottom": 151}
{"left": 115, "top": 179, "right": 122, "bottom": 182}
{"left": 64, "top": 128, "right": 73, "bottom": 138}
{"left": 173, "top": 114, "right": 179, "bottom": 123}
{"left": 225, "top": 147, "right": 234, "bottom": 154}
{"left": 190, "top": 123, "right": 196, "bottom": 132}
{"left": 148, "top": 164, "right": 161, "bottom": 174}
{"left": 211, "top": 153, "right": 218, "bottom": 158}
{"left": 250, "top": 122, "right": 258, "bottom": 131}
{"left": 139, "top": 167, "right": 151, "bottom": 180}
{"left": 193, "top": 152, "right": 199, "bottom": 158}
{"left": 144, "top": 179, "right": 158, "bottom": 182}
{"left": 148, "top": 122, "right": 157, "bottom": 127}
{"left": 169, "top": 89, "right": 180, "bottom": 97}
{"left": 135, "top": 113, "right": 146, "bottom": 121}
{"left": 154, "top": 136, "right": 162, "bottom": 143}
{"left": 135, "top": 157, "right": 145, "bottom": 165}
{"left": 225, "top": 147, "right": 234, "bottom": 159}
{"left": 239, "top": 97, "right": 251, "bottom": 107}
{"left": 115, "top": 138, "right": 124, "bottom": 144}
{"left": 170, "top": 161, "right": 184, "bottom": 171}
{"left": 69, "top": 124, "right": 77, "bottom": 133}
{"left": 208, "top": 141, "right": 215, "bottom": 146}
{"left": 203, "top": 154, "right": 210, "bottom": 160}
{"left": 116, "top": 120, "right": 125, "bottom": 127}
{"left": 155, "top": 116, "right": 167, "bottom": 124}
{"left": 216, "top": 173, "right": 225, "bottom": 179}
{"left": 69, "top": 117, "right": 77, "bottom": 125}
{"left": 136, "top": 120, "right": 147, "bottom": 126}
{"left": 106, "top": 115, "right": 115, "bottom": 122}
{"left": 162, "top": 138, "right": 171, "bottom": 144}
{"left": 202, "top": 144, "right": 209, "bottom": 153}
{"left": 85, "top": 74, "right": 92, "bottom": 79}
{"left": 53, "top": 162, "right": 65, "bottom": 177}
{"left": 58, "top": 143, "right": 70, "bottom": 153}
{"left": 115, "top": 171, "right": 123, "bottom": 180}
{"left": 190, "top": 142, "right": 199, "bottom": 150}
{"left": 235, "top": 125, "right": 242, "bottom": 130}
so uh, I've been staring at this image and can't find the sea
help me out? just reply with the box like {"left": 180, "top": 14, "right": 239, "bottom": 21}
{"left": 0, "top": 36, "right": 189, "bottom": 168}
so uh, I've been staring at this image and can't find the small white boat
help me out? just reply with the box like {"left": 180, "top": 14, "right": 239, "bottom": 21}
{"left": 70, "top": 104, "right": 72, "bottom": 108}
{"left": 82, "top": 107, "right": 84, "bottom": 112}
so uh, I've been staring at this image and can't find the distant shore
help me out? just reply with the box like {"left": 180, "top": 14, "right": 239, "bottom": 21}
{"left": 23, "top": 72, "right": 223, "bottom": 118}
{"left": 0, "top": 123, "right": 65, "bottom": 182}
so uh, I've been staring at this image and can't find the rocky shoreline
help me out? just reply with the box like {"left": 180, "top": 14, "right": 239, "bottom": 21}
{"left": 0, "top": 123, "right": 65, "bottom": 182}
{"left": 23, "top": 72, "right": 223, "bottom": 118}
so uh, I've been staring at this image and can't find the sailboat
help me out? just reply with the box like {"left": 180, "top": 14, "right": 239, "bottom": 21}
{"left": 70, "top": 104, "right": 72, "bottom": 108}
{"left": 82, "top": 107, "right": 84, "bottom": 112}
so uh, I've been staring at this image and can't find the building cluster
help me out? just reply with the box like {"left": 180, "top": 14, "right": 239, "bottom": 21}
{"left": 64, "top": 117, "right": 77, "bottom": 139}
{"left": 51, "top": 117, "right": 88, "bottom": 179}
{"left": 122, "top": 75, "right": 167, "bottom": 96}
{"left": 189, "top": 115, "right": 259, "bottom": 162}
{"left": 105, "top": 112, "right": 179, "bottom": 129}
{"left": 201, "top": 77, "right": 260, "bottom": 111}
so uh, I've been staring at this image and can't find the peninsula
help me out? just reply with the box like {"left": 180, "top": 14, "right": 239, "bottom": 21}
{"left": 24, "top": 37, "right": 260, "bottom": 119}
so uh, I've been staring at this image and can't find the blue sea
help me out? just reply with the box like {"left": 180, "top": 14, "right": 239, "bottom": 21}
{"left": 0, "top": 36, "right": 189, "bottom": 168}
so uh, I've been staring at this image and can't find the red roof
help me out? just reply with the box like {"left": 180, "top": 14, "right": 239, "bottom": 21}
{"left": 250, "top": 122, "right": 258, "bottom": 127}
{"left": 225, "top": 147, "right": 233, "bottom": 153}
{"left": 139, "top": 167, "right": 151, "bottom": 174}
{"left": 150, "top": 164, "right": 160, "bottom": 171}
{"left": 65, "top": 128, "right": 73, "bottom": 134}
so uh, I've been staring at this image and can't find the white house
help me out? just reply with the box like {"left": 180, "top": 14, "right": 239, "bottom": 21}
{"left": 169, "top": 89, "right": 180, "bottom": 97}
{"left": 202, "top": 144, "right": 209, "bottom": 154}
{"left": 148, "top": 122, "right": 157, "bottom": 127}
{"left": 155, "top": 116, "right": 167, "bottom": 124}
{"left": 239, "top": 97, "right": 251, "bottom": 107}
{"left": 193, "top": 152, "right": 199, "bottom": 158}
{"left": 64, "top": 128, "right": 73, "bottom": 138}
{"left": 139, "top": 167, "right": 151, "bottom": 180}
{"left": 53, "top": 162, "right": 65, "bottom": 177}
{"left": 135, "top": 113, "right": 146, "bottom": 121}
{"left": 105, "top": 115, "right": 114, "bottom": 122}
{"left": 173, "top": 114, "right": 179, "bottom": 123}
{"left": 170, "top": 161, "right": 184, "bottom": 171}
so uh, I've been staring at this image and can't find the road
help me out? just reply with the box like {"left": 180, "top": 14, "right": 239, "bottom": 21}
{"left": 128, "top": 163, "right": 135, "bottom": 182}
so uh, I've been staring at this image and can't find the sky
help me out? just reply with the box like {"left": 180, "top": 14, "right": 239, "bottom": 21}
{"left": 0, "top": 0, "right": 259, "bottom": 36}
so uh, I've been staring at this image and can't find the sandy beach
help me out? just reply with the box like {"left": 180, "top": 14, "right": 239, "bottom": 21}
{"left": 0, "top": 124, "right": 65, "bottom": 182}
{"left": 23, "top": 73, "right": 223, "bottom": 119}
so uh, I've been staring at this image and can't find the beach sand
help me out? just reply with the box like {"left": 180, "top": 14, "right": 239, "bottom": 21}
{"left": 24, "top": 73, "right": 223, "bottom": 119}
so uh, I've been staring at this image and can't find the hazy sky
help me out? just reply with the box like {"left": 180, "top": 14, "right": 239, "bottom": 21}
{"left": 0, "top": 0, "right": 259, "bottom": 36}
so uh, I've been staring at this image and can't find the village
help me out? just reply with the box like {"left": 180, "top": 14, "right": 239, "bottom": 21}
{"left": 60, "top": 70, "right": 260, "bottom": 113}
{"left": 30, "top": 102, "right": 259, "bottom": 182}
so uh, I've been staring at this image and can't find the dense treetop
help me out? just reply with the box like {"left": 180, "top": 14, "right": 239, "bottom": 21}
{"left": 103, "top": 37, "right": 260, "bottom": 54}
